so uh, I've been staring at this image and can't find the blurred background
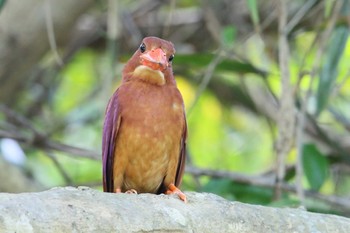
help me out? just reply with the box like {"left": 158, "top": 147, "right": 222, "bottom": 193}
{"left": 1, "top": 0, "right": 350, "bottom": 217}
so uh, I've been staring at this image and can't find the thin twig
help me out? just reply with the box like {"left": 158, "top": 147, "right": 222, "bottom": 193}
{"left": 285, "top": 0, "right": 317, "bottom": 34}
{"left": 0, "top": 104, "right": 41, "bottom": 135}
{"left": 162, "top": 0, "right": 176, "bottom": 38}
{"left": 202, "top": 4, "right": 222, "bottom": 45}
{"left": 0, "top": 105, "right": 100, "bottom": 160}
{"left": 105, "top": 0, "right": 120, "bottom": 102}
{"left": 186, "top": 166, "right": 350, "bottom": 211}
{"left": 187, "top": 50, "right": 224, "bottom": 117}
{"left": 295, "top": 110, "right": 306, "bottom": 204}
{"left": 180, "top": 46, "right": 222, "bottom": 188}
{"left": 1, "top": 108, "right": 349, "bottom": 212}
{"left": 0, "top": 129, "right": 100, "bottom": 160}
{"left": 237, "top": 2, "right": 278, "bottom": 46}
{"left": 186, "top": 166, "right": 274, "bottom": 187}
{"left": 121, "top": 11, "right": 142, "bottom": 46}
{"left": 46, "top": 151, "right": 74, "bottom": 185}
{"left": 295, "top": 0, "right": 343, "bottom": 206}
{"left": 107, "top": 0, "right": 119, "bottom": 42}
{"left": 330, "top": 67, "right": 350, "bottom": 99}
{"left": 275, "top": 0, "right": 295, "bottom": 200}
{"left": 44, "top": 0, "right": 63, "bottom": 66}
{"left": 310, "top": 1, "right": 343, "bottom": 75}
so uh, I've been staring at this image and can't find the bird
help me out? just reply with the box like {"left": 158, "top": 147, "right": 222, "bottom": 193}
{"left": 102, "top": 36, "right": 187, "bottom": 202}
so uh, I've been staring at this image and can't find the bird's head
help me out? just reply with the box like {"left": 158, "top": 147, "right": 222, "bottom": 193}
{"left": 123, "top": 37, "right": 176, "bottom": 85}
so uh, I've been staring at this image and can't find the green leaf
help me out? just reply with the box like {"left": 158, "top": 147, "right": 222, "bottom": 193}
{"left": 324, "top": 0, "right": 333, "bottom": 18}
{"left": 316, "top": 26, "right": 349, "bottom": 115}
{"left": 202, "top": 179, "right": 236, "bottom": 200}
{"left": 228, "top": 182, "right": 273, "bottom": 204}
{"left": 174, "top": 53, "right": 267, "bottom": 77}
{"left": 221, "top": 26, "right": 236, "bottom": 47}
{"left": 0, "top": 0, "right": 6, "bottom": 11}
{"left": 341, "top": 0, "right": 350, "bottom": 15}
{"left": 202, "top": 179, "right": 273, "bottom": 204}
{"left": 246, "top": 0, "right": 259, "bottom": 27}
{"left": 302, "top": 144, "right": 329, "bottom": 191}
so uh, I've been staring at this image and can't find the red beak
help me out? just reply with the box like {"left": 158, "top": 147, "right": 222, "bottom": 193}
{"left": 140, "top": 48, "right": 168, "bottom": 71}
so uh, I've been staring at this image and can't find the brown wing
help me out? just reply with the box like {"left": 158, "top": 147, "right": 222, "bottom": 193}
{"left": 175, "top": 116, "right": 187, "bottom": 187}
{"left": 156, "top": 114, "right": 187, "bottom": 195}
{"left": 102, "top": 90, "right": 121, "bottom": 192}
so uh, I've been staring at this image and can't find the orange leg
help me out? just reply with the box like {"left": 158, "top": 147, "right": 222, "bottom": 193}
{"left": 165, "top": 183, "right": 187, "bottom": 203}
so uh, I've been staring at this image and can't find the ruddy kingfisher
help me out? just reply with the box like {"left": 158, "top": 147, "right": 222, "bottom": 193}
{"left": 102, "top": 36, "right": 187, "bottom": 202}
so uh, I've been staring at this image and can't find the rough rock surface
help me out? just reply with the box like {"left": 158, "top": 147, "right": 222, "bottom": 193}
{"left": 0, "top": 187, "right": 349, "bottom": 233}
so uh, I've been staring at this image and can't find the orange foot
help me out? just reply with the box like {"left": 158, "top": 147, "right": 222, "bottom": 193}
{"left": 115, "top": 188, "right": 138, "bottom": 194}
{"left": 125, "top": 189, "right": 137, "bottom": 194}
{"left": 165, "top": 183, "right": 187, "bottom": 203}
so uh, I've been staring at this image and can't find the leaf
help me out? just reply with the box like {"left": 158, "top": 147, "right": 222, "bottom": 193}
{"left": 174, "top": 53, "right": 267, "bottom": 77}
{"left": 324, "top": 0, "right": 333, "bottom": 18}
{"left": 341, "top": 0, "right": 350, "bottom": 15}
{"left": 246, "top": 0, "right": 259, "bottom": 27}
{"left": 121, "top": 53, "right": 267, "bottom": 77}
{"left": 316, "top": 26, "right": 349, "bottom": 115}
{"left": 302, "top": 144, "right": 329, "bottom": 191}
{"left": 0, "top": 0, "right": 6, "bottom": 11}
{"left": 202, "top": 179, "right": 273, "bottom": 204}
{"left": 221, "top": 26, "right": 236, "bottom": 47}
{"left": 228, "top": 182, "right": 273, "bottom": 204}
{"left": 202, "top": 179, "right": 236, "bottom": 200}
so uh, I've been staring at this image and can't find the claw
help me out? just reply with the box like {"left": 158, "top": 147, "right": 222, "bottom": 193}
{"left": 166, "top": 183, "right": 187, "bottom": 203}
{"left": 114, "top": 188, "right": 137, "bottom": 194}
{"left": 125, "top": 189, "right": 138, "bottom": 194}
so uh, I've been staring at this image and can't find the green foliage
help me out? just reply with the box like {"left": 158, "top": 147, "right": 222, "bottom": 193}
{"left": 341, "top": 0, "right": 350, "bottom": 15}
{"left": 187, "top": 93, "right": 226, "bottom": 168}
{"left": 246, "top": 0, "right": 259, "bottom": 27}
{"left": 55, "top": 49, "right": 98, "bottom": 115}
{"left": 187, "top": 88, "right": 273, "bottom": 173}
{"left": 0, "top": 0, "right": 6, "bottom": 12}
{"left": 221, "top": 26, "right": 236, "bottom": 47}
{"left": 316, "top": 26, "right": 349, "bottom": 115}
{"left": 27, "top": 152, "right": 65, "bottom": 187}
{"left": 324, "top": 0, "right": 333, "bottom": 18}
{"left": 27, "top": 152, "right": 101, "bottom": 187}
{"left": 6, "top": 0, "right": 350, "bottom": 217}
{"left": 302, "top": 144, "right": 329, "bottom": 191}
{"left": 174, "top": 54, "right": 267, "bottom": 76}
{"left": 202, "top": 179, "right": 273, "bottom": 204}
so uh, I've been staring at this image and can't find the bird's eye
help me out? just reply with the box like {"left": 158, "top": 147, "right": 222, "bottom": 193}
{"left": 168, "top": 54, "right": 174, "bottom": 62}
{"left": 139, "top": 43, "right": 146, "bottom": 53}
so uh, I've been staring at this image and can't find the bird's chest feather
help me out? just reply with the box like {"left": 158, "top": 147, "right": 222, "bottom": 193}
{"left": 116, "top": 81, "right": 184, "bottom": 192}
{"left": 119, "top": 81, "right": 184, "bottom": 136}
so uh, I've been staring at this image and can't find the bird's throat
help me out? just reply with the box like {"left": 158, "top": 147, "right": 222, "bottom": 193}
{"left": 133, "top": 65, "right": 165, "bottom": 86}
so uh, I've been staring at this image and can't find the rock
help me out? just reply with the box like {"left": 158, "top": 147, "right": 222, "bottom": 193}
{"left": 0, "top": 187, "right": 349, "bottom": 233}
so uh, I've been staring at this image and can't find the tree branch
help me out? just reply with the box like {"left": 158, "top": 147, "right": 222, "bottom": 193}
{"left": 275, "top": 0, "right": 296, "bottom": 200}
